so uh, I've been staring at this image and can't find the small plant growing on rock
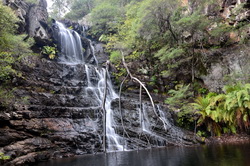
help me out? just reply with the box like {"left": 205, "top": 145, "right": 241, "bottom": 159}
{"left": 41, "top": 45, "right": 57, "bottom": 59}
{"left": 0, "top": 152, "right": 10, "bottom": 161}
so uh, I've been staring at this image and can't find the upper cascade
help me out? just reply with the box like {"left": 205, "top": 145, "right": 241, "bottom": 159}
{"left": 54, "top": 21, "right": 84, "bottom": 64}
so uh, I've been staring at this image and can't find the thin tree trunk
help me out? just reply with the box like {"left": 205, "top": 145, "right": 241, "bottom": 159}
{"left": 102, "top": 65, "right": 108, "bottom": 154}
{"left": 118, "top": 74, "right": 130, "bottom": 150}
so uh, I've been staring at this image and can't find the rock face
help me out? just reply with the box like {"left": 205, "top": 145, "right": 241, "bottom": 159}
{"left": 4, "top": 0, "right": 250, "bottom": 165}
{"left": 200, "top": 46, "right": 250, "bottom": 92}
{"left": 0, "top": 57, "right": 103, "bottom": 165}
{"left": 111, "top": 99, "right": 200, "bottom": 149}
{"left": 3, "top": 0, "right": 51, "bottom": 46}
{"left": 0, "top": 13, "right": 200, "bottom": 164}
{"left": 195, "top": 0, "right": 250, "bottom": 93}
{"left": 0, "top": 55, "right": 200, "bottom": 165}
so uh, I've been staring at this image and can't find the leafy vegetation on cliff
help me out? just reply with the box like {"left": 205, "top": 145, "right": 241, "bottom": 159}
{"left": 0, "top": 3, "right": 34, "bottom": 107}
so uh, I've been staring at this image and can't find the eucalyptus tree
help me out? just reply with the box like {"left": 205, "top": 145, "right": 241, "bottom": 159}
{"left": 64, "top": 0, "right": 95, "bottom": 20}
{"left": 49, "top": 0, "right": 71, "bottom": 19}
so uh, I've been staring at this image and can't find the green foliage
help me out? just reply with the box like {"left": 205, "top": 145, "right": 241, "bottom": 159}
{"left": 113, "top": 66, "right": 126, "bottom": 82}
{"left": 192, "top": 92, "right": 222, "bottom": 136}
{"left": 0, "top": 87, "right": 16, "bottom": 108}
{"left": 49, "top": 0, "right": 71, "bottom": 19}
{"left": 232, "top": 3, "right": 246, "bottom": 15}
{"left": 98, "top": 0, "right": 214, "bottom": 86}
{"left": 0, "top": 34, "right": 34, "bottom": 81}
{"left": 149, "top": 75, "right": 157, "bottom": 86}
{"left": 64, "top": 0, "right": 94, "bottom": 20}
{"left": 0, "top": 4, "right": 33, "bottom": 107}
{"left": 0, "top": 52, "right": 17, "bottom": 80}
{"left": 90, "top": 2, "right": 121, "bottom": 36}
{"left": 0, "top": 4, "right": 34, "bottom": 81}
{"left": 155, "top": 46, "right": 185, "bottom": 64}
{"left": 110, "top": 51, "right": 122, "bottom": 64}
{"left": 0, "top": 4, "right": 18, "bottom": 35}
{"left": 66, "top": 0, "right": 249, "bottom": 94}
{"left": 176, "top": 106, "right": 196, "bottom": 131}
{"left": 210, "top": 23, "right": 233, "bottom": 37}
{"left": 176, "top": 11, "right": 209, "bottom": 35}
{"left": 191, "top": 83, "right": 250, "bottom": 136}
{"left": 165, "top": 84, "right": 192, "bottom": 108}
{"left": 0, "top": 152, "right": 10, "bottom": 160}
{"left": 41, "top": 45, "right": 57, "bottom": 59}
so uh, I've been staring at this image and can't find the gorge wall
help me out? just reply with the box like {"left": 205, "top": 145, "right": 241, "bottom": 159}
{"left": 199, "top": 0, "right": 250, "bottom": 92}
{"left": 1, "top": 0, "right": 250, "bottom": 165}
{"left": 0, "top": 0, "right": 200, "bottom": 165}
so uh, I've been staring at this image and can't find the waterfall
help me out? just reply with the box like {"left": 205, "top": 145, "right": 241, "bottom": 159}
{"left": 54, "top": 21, "right": 123, "bottom": 151}
{"left": 87, "top": 39, "right": 98, "bottom": 65}
{"left": 139, "top": 104, "right": 169, "bottom": 146}
{"left": 53, "top": 21, "right": 193, "bottom": 153}
{"left": 85, "top": 65, "right": 123, "bottom": 151}
{"left": 55, "top": 21, "right": 84, "bottom": 64}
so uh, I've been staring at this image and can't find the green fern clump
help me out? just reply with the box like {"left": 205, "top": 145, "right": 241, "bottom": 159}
{"left": 192, "top": 83, "right": 250, "bottom": 136}
{"left": 165, "top": 84, "right": 192, "bottom": 107}
{"left": 41, "top": 45, "right": 57, "bottom": 59}
{"left": 223, "top": 83, "right": 250, "bottom": 131}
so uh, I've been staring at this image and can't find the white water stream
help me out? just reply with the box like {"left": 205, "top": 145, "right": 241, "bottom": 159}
{"left": 55, "top": 21, "right": 123, "bottom": 151}
{"left": 55, "top": 21, "right": 178, "bottom": 152}
{"left": 56, "top": 21, "right": 84, "bottom": 63}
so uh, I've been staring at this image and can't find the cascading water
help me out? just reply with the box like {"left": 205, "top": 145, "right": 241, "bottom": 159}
{"left": 53, "top": 21, "right": 196, "bottom": 153}
{"left": 139, "top": 104, "right": 169, "bottom": 146}
{"left": 54, "top": 21, "right": 123, "bottom": 151}
{"left": 55, "top": 21, "right": 84, "bottom": 64}
{"left": 87, "top": 39, "right": 98, "bottom": 65}
{"left": 85, "top": 66, "right": 123, "bottom": 151}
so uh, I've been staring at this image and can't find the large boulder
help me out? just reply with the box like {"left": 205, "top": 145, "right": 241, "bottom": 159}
{"left": 4, "top": 0, "right": 51, "bottom": 46}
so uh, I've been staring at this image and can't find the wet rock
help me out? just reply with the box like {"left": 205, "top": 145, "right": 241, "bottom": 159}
{"left": 206, "top": 134, "right": 250, "bottom": 144}
{"left": 111, "top": 98, "right": 201, "bottom": 149}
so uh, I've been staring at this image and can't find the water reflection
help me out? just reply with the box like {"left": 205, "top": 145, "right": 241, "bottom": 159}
{"left": 36, "top": 143, "right": 250, "bottom": 166}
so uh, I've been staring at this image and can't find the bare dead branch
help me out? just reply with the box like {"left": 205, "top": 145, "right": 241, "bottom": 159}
{"left": 118, "top": 73, "right": 131, "bottom": 148}
{"left": 121, "top": 52, "right": 167, "bottom": 127}
{"left": 102, "top": 62, "right": 108, "bottom": 154}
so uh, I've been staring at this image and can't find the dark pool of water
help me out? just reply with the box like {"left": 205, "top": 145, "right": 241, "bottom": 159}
{"left": 36, "top": 143, "right": 250, "bottom": 166}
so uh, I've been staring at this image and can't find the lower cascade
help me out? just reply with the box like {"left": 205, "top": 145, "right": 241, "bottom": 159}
{"left": 54, "top": 21, "right": 124, "bottom": 151}
{"left": 52, "top": 21, "right": 199, "bottom": 152}
{"left": 84, "top": 65, "right": 123, "bottom": 151}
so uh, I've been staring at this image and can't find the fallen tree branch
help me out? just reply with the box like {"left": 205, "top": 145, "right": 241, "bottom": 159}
{"left": 102, "top": 62, "right": 108, "bottom": 154}
{"left": 118, "top": 73, "right": 131, "bottom": 149}
{"left": 121, "top": 52, "right": 167, "bottom": 127}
